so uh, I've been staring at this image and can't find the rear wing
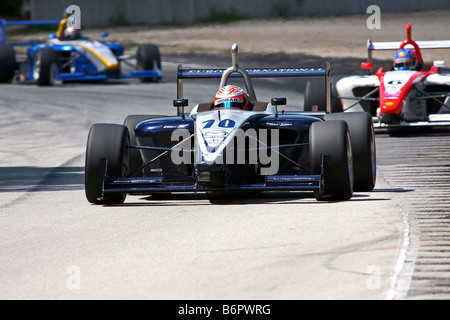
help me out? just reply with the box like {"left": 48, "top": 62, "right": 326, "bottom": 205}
{"left": 368, "top": 40, "right": 450, "bottom": 51}
{"left": 366, "top": 24, "right": 450, "bottom": 70}
{"left": 176, "top": 43, "right": 331, "bottom": 113}
{"left": 178, "top": 66, "right": 328, "bottom": 79}
{"left": 0, "top": 19, "right": 60, "bottom": 46}
{"left": 367, "top": 39, "right": 450, "bottom": 62}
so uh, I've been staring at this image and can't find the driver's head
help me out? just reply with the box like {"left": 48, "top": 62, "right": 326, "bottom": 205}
{"left": 394, "top": 48, "right": 418, "bottom": 71}
{"left": 62, "top": 26, "right": 81, "bottom": 40}
{"left": 214, "top": 85, "right": 249, "bottom": 110}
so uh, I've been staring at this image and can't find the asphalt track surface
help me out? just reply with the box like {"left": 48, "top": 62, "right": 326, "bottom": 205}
{"left": 1, "top": 54, "right": 450, "bottom": 300}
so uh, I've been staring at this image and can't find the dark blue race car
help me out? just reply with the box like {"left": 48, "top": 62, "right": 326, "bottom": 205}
{"left": 0, "top": 11, "right": 162, "bottom": 86}
{"left": 84, "top": 43, "right": 377, "bottom": 204}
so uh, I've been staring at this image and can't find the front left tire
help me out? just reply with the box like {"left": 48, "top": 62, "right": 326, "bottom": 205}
{"left": 324, "top": 112, "right": 376, "bottom": 192}
{"left": 85, "top": 124, "right": 130, "bottom": 204}
{"left": 136, "top": 44, "right": 161, "bottom": 82}
{"left": 310, "top": 120, "right": 354, "bottom": 201}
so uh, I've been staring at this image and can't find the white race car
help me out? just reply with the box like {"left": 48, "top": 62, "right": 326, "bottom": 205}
{"left": 304, "top": 24, "right": 450, "bottom": 134}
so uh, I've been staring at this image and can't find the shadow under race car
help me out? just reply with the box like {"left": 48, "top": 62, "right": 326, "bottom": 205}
{"left": 85, "top": 43, "right": 376, "bottom": 204}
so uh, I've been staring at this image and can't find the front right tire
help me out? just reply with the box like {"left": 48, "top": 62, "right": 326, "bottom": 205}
{"left": 34, "top": 48, "right": 56, "bottom": 86}
{"left": 0, "top": 44, "right": 16, "bottom": 83}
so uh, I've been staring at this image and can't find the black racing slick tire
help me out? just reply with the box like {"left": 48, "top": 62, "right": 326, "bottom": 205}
{"left": 310, "top": 120, "right": 353, "bottom": 201}
{"left": 330, "top": 75, "right": 345, "bottom": 112}
{"left": 324, "top": 112, "right": 376, "bottom": 192}
{"left": 136, "top": 44, "right": 161, "bottom": 82}
{"left": 0, "top": 44, "right": 16, "bottom": 83}
{"left": 85, "top": 124, "right": 130, "bottom": 204}
{"left": 34, "top": 48, "right": 56, "bottom": 86}
{"left": 304, "top": 79, "right": 326, "bottom": 111}
{"left": 124, "top": 115, "right": 161, "bottom": 177}
{"left": 304, "top": 77, "right": 343, "bottom": 112}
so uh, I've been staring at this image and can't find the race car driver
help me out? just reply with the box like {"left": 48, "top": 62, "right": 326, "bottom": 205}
{"left": 394, "top": 48, "right": 421, "bottom": 71}
{"left": 60, "top": 26, "right": 82, "bottom": 40}
{"left": 214, "top": 85, "right": 250, "bottom": 110}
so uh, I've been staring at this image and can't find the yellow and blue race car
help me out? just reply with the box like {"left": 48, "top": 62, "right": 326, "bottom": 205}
{"left": 0, "top": 11, "right": 162, "bottom": 86}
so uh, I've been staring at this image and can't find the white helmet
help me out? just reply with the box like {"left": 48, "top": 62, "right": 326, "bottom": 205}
{"left": 214, "top": 85, "right": 249, "bottom": 110}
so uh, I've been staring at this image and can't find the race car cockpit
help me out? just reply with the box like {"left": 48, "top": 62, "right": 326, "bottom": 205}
{"left": 59, "top": 26, "right": 82, "bottom": 40}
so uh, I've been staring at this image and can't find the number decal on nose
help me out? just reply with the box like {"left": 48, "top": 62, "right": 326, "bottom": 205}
{"left": 219, "top": 119, "right": 235, "bottom": 128}
{"left": 202, "top": 120, "right": 215, "bottom": 129}
{"left": 202, "top": 119, "right": 236, "bottom": 129}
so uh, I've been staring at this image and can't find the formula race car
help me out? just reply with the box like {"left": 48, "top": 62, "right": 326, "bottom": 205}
{"left": 304, "top": 24, "right": 450, "bottom": 133}
{"left": 85, "top": 43, "right": 376, "bottom": 204}
{"left": 0, "top": 10, "right": 162, "bottom": 85}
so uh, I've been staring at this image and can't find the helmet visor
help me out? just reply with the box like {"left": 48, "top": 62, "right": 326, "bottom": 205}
{"left": 394, "top": 61, "right": 410, "bottom": 70}
{"left": 394, "top": 57, "right": 413, "bottom": 70}
{"left": 214, "top": 97, "right": 248, "bottom": 109}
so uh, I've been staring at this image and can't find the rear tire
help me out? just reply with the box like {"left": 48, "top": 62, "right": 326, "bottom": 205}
{"left": 34, "top": 48, "right": 56, "bottom": 86}
{"left": 310, "top": 120, "right": 353, "bottom": 201}
{"left": 0, "top": 44, "right": 16, "bottom": 83}
{"left": 304, "top": 76, "right": 343, "bottom": 112}
{"left": 330, "top": 75, "right": 345, "bottom": 112}
{"left": 324, "top": 112, "right": 376, "bottom": 192}
{"left": 304, "top": 79, "right": 326, "bottom": 111}
{"left": 85, "top": 124, "right": 129, "bottom": 204}
{"left": 136, "top": 44, "right": 161, "bottom": 82}
{"left": 124, "top": 115, "right": 162, "bottom": 177}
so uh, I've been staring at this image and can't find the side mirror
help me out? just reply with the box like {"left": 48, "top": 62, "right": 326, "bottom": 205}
{"left": 173, "top": 99, "right": 189, "bottom": 107}
{"left": 271, "top": 97, "right": 287, "bottom": 106}
{"left": 271, "top": 97, "right": 286, "bottom": 118}
{"left": 101, "top": 32, "right": 109, "bottom": 38}
{"left": 361, "top": 62, "right": 373, "bottom": 70}
{"left": 173, "top": 99, "right": 189, "bottom": 119}
{"left": 48, "top": 34, "right": 56, "bottom": 40}
{"left": 434, "top": 60, "right": 446, "bottom": 68}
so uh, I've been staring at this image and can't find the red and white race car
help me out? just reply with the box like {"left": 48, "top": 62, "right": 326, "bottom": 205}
{"left": 305, "top": 24, "right": 450, "bottom": 133}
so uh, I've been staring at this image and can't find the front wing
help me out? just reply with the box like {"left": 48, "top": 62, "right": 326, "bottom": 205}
{"left": 53, "top": 54, "right": 162, "bottom": 82}
{"left": 103, "top": 174, "right": 322, "bottom": 194}
{"left": 373, "top": 117, "right": 450, "bottom": 128}
{"left": 53, "top": 68, "right": 162, "bottom": 82}
{"left": 99, "top": 156, "right": 333, "bottom": 198}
